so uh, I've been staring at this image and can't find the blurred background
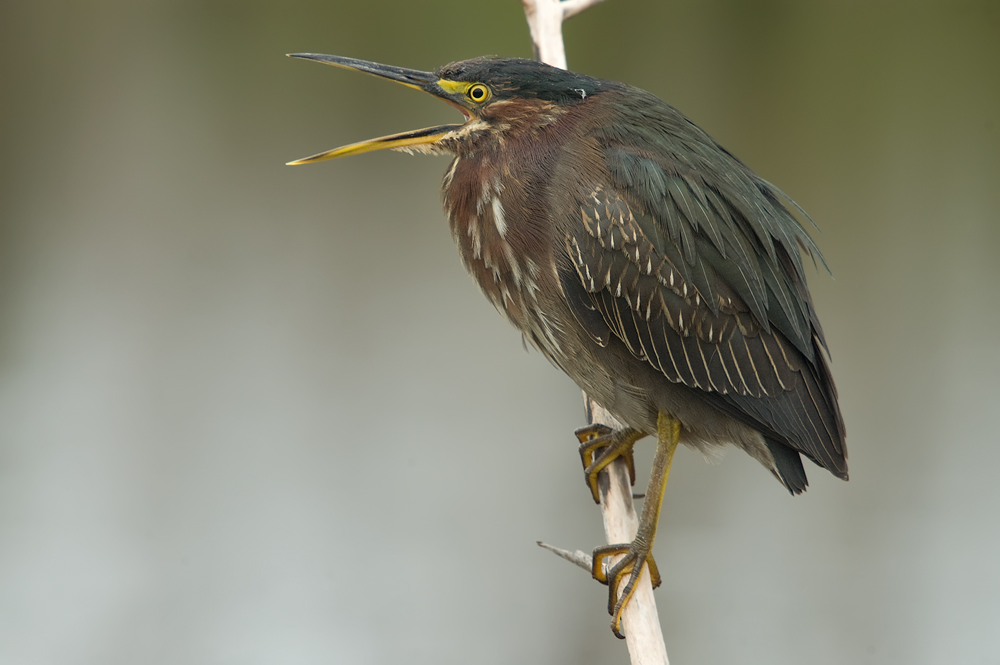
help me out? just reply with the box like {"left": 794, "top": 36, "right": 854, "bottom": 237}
{"left": 1, "top": 1, "right": 998, "bottom": 663}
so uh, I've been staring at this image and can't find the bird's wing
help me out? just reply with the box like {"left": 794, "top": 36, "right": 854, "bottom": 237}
{"left": 559, "top": 176, "right": 846, "bottom": 479}
{"left": 599, "top": 137, "right": 830, "bottom": 360}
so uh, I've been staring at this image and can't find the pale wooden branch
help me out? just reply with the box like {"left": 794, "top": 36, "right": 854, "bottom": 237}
{"left": 584, "top": 398, "right": 668, "bottom": 664}
{"left": 560, "top": 0, "right": 610, "bottom": 20}
{"left": 521, "top": 2, "right": 669, "bottom": 663}
{"left": 521, "top": 0, "right": 568, "bottom": 68}
{"left": 521, "top": 0, "right": 608, "bottom": 68}
{"left": 536, "top": 540, "right": 592, "bottom": 572}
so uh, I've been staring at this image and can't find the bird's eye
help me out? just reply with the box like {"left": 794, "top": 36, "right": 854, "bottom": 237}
{"left": 467, "top": 84, "right": 490, "bottom": 103}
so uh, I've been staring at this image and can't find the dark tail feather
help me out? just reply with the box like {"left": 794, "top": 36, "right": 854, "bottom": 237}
{"left": 765, "top": 438, "right": 808, "bottom": 495}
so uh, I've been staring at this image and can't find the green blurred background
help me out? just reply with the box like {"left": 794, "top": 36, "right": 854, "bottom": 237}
{"left": 1, "top": 1, "right": 998, "bottom": 663}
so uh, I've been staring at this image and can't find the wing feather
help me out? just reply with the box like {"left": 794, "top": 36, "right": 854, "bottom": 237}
{"left": 558, "top": 181, "right": 847, "bottom": 483}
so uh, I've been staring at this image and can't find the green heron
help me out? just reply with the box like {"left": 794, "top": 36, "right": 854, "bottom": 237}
{"left": 288, "top": 53, "right": 847, "bottom": 637}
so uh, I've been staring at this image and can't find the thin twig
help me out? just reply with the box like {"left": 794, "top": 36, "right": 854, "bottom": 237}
{"left": 561, "top": 0, "right": 610, "bottom": 20}
{"left": 536, "top": 541, "right": 593, "bottom": 572}
{"left": 520, "top": 2, "right": 669, "bottom": 663}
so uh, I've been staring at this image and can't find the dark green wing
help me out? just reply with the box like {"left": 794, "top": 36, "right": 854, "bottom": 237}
{"left": 560, "top": 160, "right": 847, "bottom": 487}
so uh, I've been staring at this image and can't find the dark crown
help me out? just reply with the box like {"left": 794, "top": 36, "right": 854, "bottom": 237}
{"left": 434, "top": 57, "right": 609, "bottom": 103}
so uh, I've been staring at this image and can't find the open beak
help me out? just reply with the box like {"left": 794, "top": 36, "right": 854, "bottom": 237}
{"left": 285, "top": 53, "right": 464, "bottom": 165}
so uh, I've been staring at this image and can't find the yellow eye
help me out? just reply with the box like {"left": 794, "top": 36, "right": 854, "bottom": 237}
{"left": 467, "top": 83, "right": 490, "bottom": 103}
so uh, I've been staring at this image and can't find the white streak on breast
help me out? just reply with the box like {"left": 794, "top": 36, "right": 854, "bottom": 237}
{"left": 492, "top": 197, "right": 507, "bottom": 237}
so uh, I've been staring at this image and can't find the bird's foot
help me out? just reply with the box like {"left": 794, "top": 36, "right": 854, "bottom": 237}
{"left": 592, "top": 541, "right": 662, "bottom": 639}
{"left": 574, "top": 425, "right": 646, "bottom": 503}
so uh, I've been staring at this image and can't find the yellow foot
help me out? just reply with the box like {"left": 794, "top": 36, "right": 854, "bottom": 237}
{"left": 574, "top": 425, "right": 645, "bottom": 503}
{"left": 592, "top": 542, "right": 662, "bottom": 639}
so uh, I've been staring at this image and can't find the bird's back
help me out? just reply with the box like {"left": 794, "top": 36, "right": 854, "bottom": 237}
{"left": 552, "top": 86, "right": 847, "bottom": 491}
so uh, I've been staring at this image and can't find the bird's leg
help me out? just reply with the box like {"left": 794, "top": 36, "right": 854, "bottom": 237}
{"left": 591, "top": 412, "right": 679, "bottom": 638}
{"left": 574, "top": 425, "right": 647, "bottom": 503}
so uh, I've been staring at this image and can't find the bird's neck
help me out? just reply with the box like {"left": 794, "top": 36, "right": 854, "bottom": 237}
{"left": 444, "top": 99, "right": 568, "bottom": 156}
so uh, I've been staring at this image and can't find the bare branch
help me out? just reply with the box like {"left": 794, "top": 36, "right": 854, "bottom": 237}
{"left": 585, "top": 398, "right": 669, "bottom": 665}
{"left": 521, "top": 0, "right": 567, "bottom": 69}
{"left": 520, "top": 2, "right": 670, "bottom": 662}
{"left": 561, "top": 0, "right": 610, "bottom": 20}
{"left": 537, "top": 541, "right": 593, "bottom": 572}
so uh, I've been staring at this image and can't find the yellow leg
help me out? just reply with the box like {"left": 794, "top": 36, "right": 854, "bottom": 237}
{"left": 591, "top": 412, "right": 680, "bottom": 638}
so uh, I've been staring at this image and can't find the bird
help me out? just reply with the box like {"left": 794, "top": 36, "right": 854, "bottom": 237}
{"left": 286, "top": 53, "right": 847, "bottom": 637}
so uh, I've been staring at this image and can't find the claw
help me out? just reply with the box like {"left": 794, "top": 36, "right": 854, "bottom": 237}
{"left": 608, "top": 551, "right": 651, "bottom": 638}
{"left": 591, "top": 544, "right": 662, "bottom": 587}
{"left": 591, "top": 542, "right": 662, "bottom": 638}
{"left": 575, "top": 426, "right": 645, "bottom": 503}
{"left": 574, "top": 424, "right": 613, "bottom": 469}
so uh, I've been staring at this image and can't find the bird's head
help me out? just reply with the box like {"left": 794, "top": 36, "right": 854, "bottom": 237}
{"left": 286, "top": 54, "right": 607, "bottom": 165}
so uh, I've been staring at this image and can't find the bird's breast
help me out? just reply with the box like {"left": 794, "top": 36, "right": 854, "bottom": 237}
{"left": 442, "top": 155, "right": 566, "bottom": 363}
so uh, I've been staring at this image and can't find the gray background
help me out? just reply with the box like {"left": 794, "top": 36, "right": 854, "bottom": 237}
{"left": 1, "top": 1, "right": 998, "bottom": 663}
